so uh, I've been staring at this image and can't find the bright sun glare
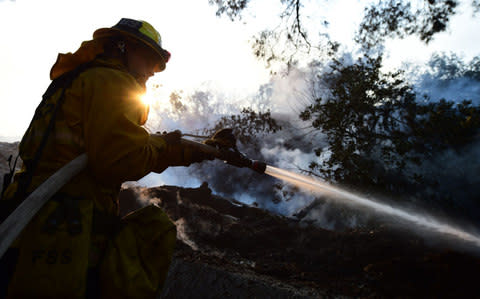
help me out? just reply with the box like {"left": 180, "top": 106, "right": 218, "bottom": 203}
{"left": 141, "top": 91, "right": 157, "bottom": 106}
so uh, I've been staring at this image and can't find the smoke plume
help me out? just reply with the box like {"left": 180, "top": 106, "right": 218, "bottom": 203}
{"left": 139, "top": 52, "right": 480, "bottom": 231}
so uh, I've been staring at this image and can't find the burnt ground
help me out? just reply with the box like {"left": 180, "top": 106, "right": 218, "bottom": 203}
{"left": 2, "top": 143, "right": 478, "bottom": 298}
{"left": 119, "top": 184, "right": 480, "bottom": 299}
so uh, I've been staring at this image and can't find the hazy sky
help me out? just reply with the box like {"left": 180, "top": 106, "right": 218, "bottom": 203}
{"left": 0, "top": 0, "right": 273, "bottom": 141}
{"left": 1, "top": 0, "right": 479, "bottom": 141}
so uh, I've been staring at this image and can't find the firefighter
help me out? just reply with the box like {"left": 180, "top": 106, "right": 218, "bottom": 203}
{"left": 0, "top": 18, "right": 218, "bottom": 298}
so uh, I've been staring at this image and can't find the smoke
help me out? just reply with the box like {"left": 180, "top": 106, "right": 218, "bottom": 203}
{"left": 412, "top": 140, "right": 480, "bottom": 222}
{"left": 178, "top": 68, "right": 331, "bottom": 215}
{"left": 137, "top": 56, "right": 355, "bottom": 230}
{"left": 396, "top": 52, "right": 480, "bottom": 222}
{"left": 294, "top": 198, "right": 364, "bottom": 230}
{"left": 267, "top": 53, "right": 480, "bottom": 230}
{"left": 139, "top": 66, "right": 328, "bottom": 215}
{"left": 145, "top": 88, "right": 235, "bottom": 134}
{"left": 416, "top": 76, "right": 480, "bottom": 104}
{"left": 409, "top": 53, "right": 480, "bottom": 104}
{"left": 144, "top": 61, "right": 371, "bottom": 232}
{"left": 138, "top": 51, "right": 480, "bottom": 232}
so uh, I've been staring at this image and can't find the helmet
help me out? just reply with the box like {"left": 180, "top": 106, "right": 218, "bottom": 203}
{"left": 93, "top": 18, "right": 170, "bottom": 68}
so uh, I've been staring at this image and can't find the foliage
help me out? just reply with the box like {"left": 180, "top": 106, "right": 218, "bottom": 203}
{"left": 414, "top": 99, "right": 480, "bottom": 149}
{"left": 168, "top": 91, "right": 187, "bottom": 113}
{"left": 426, "top": 53, "right": 480, "bottom": 82}
{"left": 208, "top": 0, "right": 250, "bottom": 20}
{"left": 357, "top": 0, "right": 458, "bottom": 49}
{"left": 204, "top": 107, "right": 282, "bottom": 149}
{"left": 300, "top": 55, "right": 480, "bottom": 195}
{"left": 209, "top": 0, "right": 475, "bottom": 66}
{"left": 300, "top": 56, "right": 416, "bottom": 190}
{"left": 211, "top": 0, "right": 330, "bottom": 68}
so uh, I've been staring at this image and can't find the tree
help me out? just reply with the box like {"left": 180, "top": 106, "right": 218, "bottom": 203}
{"left": 300, "top": 55, "right": 416, "bottom": 191}
{"left": 357, "top": 0, "right": 458, "bottom": 50}
{"left": 209, "top": 0, "right": 478, "bottom": 66}
{"left": 204, "top": 107, "right": 282, "bottom": 150}
{"left": 299, "top": 55, "right": 480, "bottom": 197}
{"left": 425, "top": 53, "right": 480, "bottom": 82}
{"left": 211, "top": 0, "right": 333, "bottom": 68}
{"left": 208, "top": 0, "right": 249, "bottom": 19}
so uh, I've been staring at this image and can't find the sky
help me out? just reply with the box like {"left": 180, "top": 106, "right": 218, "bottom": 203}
{"left": 1, "top": 0, "right": 479, "bottom": 142}
{"left": 0, "top": 0, "right": 274, "bottom": 141}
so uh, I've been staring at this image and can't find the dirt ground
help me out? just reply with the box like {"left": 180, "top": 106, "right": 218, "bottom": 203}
{"left": 119, "top": 184, "right": 480, "bottom": 298}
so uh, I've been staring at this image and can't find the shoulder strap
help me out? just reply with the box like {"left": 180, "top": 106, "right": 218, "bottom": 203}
{"left": 13, "top": 64, "right": 92, "bottom": 200}
{"left": 1, "top": 155, "right": 19, "bottom": 199}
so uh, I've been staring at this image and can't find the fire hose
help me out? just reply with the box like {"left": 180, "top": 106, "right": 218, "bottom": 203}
{"left": 0, "top": 154, "right": 88, "bottom": 259}
{"left": 180, "top": 138, "right": 266, "bottom": 174}
{"left": 0, "top": 138, "right": 265, "bottom": 259}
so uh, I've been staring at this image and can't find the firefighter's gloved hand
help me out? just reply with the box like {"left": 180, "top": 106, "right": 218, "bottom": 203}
{"left": 182, "top": 145, "right": 215, "bottom": 165}
{"left": 157, "top": 130, "right": 182, "bottom": 145}
{"left": 204, "top": 128, "right": 237, "bottom": 150}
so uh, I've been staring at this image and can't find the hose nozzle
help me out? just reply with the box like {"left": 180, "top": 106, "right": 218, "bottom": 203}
{"left": 180, "top": 138, "right": 267, "bottom": 174}
{"left": 250, "top": 160, "right": 267, "bottom": 174}
{"left": 219, "top": 149, "right": 266, "bottom": 174}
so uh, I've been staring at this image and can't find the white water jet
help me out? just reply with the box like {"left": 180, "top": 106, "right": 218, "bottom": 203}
{"left": 265, "top": 165, "right": 480, "bottom": 248}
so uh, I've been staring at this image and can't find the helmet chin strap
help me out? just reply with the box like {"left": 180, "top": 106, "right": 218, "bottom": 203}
{"left": 117, "top": 40, "right": 126, "bottom": 53}
{"left": 117, "top": 40, "right": 139, "bottom": 82}
{"left": 116, "top": 40, "right": 148, "bottom": 89}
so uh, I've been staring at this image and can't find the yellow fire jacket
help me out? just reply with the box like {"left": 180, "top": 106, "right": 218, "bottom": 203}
{"left": 2, "top": 55, "right": 179, "bottom": 298}
{"left": 4, "top": 56, "right": 184, "bottom": 213}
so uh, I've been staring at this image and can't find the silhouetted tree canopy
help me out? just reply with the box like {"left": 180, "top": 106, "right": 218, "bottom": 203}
{"left": 300, "top": 55, "right": 480, "bottom": 197}
{"left": 205, "top": 107, "right": 282, "bottom": 149}
{"left": 426, "top": 53, "right": 480, "bottom": 81}
{"left": 209, "top": 0, "right": 478, "bottom": 65}
{"left": 357, "top": 0, "right": 458, "bottom": 49}
{"left": 208, "top": 0, "right": 249, "bottom": 20}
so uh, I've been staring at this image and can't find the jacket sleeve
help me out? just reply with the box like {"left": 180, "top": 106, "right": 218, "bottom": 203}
{"left": 74, "top": 67, "right": 178, "bottom": 186}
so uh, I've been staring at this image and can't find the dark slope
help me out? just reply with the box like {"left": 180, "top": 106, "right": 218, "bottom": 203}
{"left": 119, "top": 185, "right": 480, "bottom": 298}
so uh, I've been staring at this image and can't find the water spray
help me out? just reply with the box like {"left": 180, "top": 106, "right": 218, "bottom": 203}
{"left": 183, "top": 138, "right": 480, "bottom": 249}
{"left": 265, "top": 166, "right": 480, "bottom": 248}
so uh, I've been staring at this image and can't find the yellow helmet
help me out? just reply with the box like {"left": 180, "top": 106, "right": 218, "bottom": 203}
{"left": 93, "top": 18, "right": 170, "bottom": 69}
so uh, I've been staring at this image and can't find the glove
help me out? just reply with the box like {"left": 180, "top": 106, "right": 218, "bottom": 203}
{"left": 204, "top": 128, "right": 237, "bottom": 150}
{"left": 158, "top": 130, "right": 182, "bottom": 145}
{"left": 182, "top": 145, "right": 215, "bottom": 165}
